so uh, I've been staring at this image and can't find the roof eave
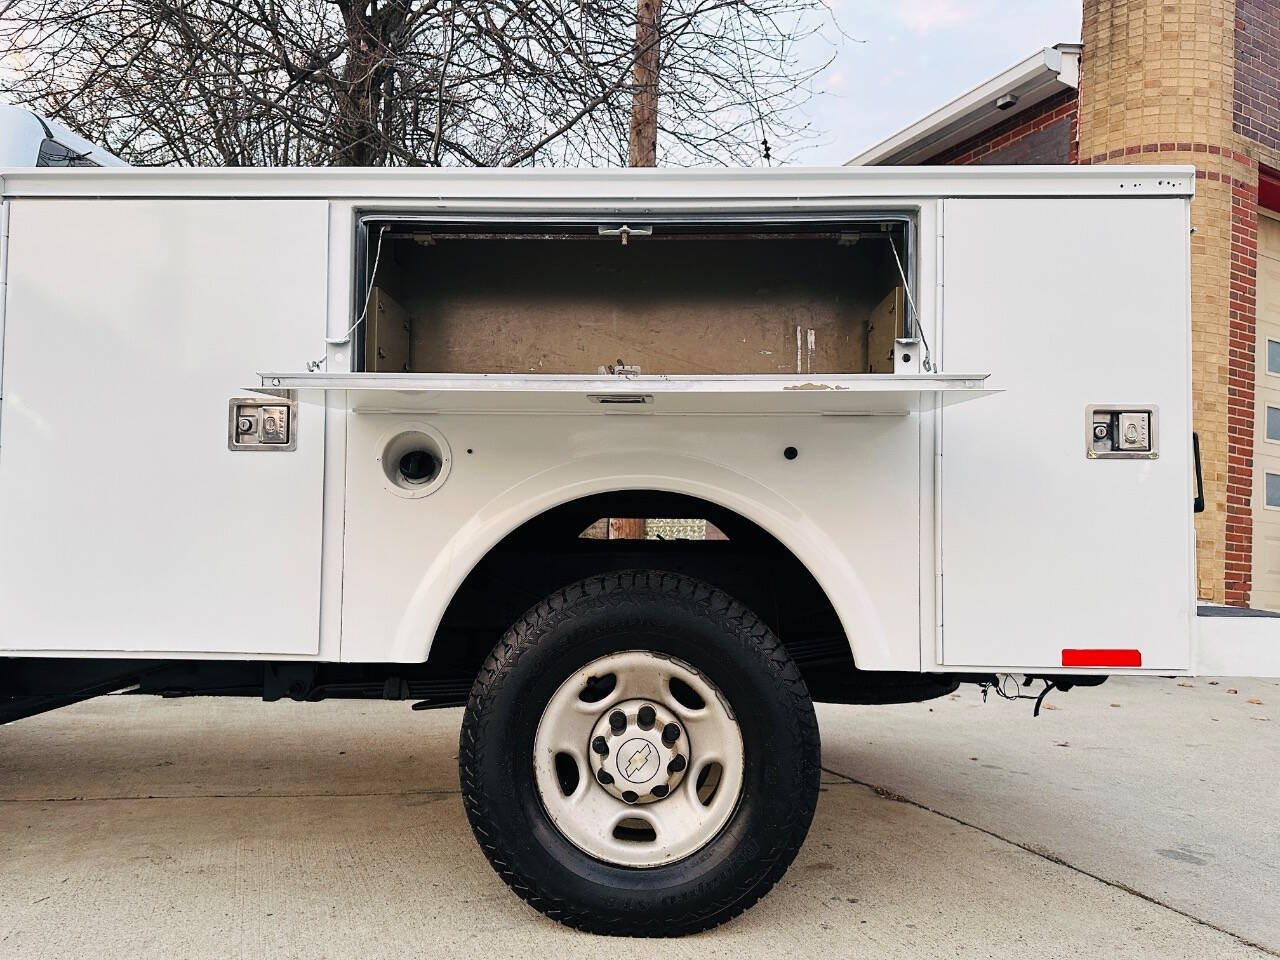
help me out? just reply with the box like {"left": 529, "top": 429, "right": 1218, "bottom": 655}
{"left": 847, "top": 44, "right": 1082, "bottom": 167}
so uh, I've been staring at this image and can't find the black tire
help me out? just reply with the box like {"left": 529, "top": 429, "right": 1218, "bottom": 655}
{"left": 458, "top": 569, "right": 821, "bottom": 936}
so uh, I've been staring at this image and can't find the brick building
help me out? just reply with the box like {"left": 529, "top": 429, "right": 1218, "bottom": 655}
{"left": 850, "top": 0, "right": 1280, "bottom": 610}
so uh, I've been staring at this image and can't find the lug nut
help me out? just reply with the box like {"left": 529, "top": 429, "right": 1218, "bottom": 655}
{"left": 651, "top": 784, "right": 669, "bottom": 798}
{"left": 592, "top": 736, "right": 609, "bottom": 756}
{"left": 662, "top": 722, "right": 680, "bottom": 745}
{"left": 597, "top": 769, "right": 614, "bottom": 785}
{"left": 667, "top": 755, "right": 686, "bottom": 774}
{"left": 621, "top": 790, "right": 638, "bottom": 804}
{"left": 609, "top": 710, "right": 627, "bottom": 733}
{"left": 637, "top": 705, "right": 656, "bottom": 729}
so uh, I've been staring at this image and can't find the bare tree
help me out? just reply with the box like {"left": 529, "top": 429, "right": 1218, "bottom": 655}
{"left": 0, "top": 0, "right": 834, "bottom": 167}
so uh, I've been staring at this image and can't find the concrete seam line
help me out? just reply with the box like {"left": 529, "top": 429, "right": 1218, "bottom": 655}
{"left": 0, "top": 787, "right": 462, "bottom": 803}
{"left": 818, "top": 766, "right": 1279, "bottom": 958}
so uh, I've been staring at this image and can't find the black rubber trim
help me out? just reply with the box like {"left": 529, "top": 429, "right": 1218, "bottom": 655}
{"left": 1193, "top": 431, "right": 1205, "bottom": 514}
{"left": 1197, "top": 604, "right": 1280, "bottom": 618}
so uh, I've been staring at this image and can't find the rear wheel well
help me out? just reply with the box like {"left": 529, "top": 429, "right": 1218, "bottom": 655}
{"left": 428, "top": 491, "right": 947, "bottom": 705}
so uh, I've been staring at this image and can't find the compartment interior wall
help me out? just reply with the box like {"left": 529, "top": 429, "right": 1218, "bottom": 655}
{"left": 363, "top": 230, "right": 906, "bottom": 375}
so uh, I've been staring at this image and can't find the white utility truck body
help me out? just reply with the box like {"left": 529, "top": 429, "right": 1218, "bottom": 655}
{"left": 0, "top": 166, "right": 1263, "bottom": 933}
{"left": 0, "top": 166, "right": 1200, "bottom": 669}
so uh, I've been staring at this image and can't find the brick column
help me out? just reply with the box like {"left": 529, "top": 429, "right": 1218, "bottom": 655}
{"left": 1079, "top": 0, "right": 1261, "bottom": 604}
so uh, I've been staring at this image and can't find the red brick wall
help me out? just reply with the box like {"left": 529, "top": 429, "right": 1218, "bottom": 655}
{"left": 1234, "top": 0, "right": 1280, "bottom": 154}
{"left": 1226, "top": 169, "right": 1261, "bottom": 603}
{"left": 924, "top": 88, "right": 1079, "bottom": 165}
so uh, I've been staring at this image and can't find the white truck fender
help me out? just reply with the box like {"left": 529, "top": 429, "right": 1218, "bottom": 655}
{"left": 386, "top": 450, "right": 895, "bottom": 669}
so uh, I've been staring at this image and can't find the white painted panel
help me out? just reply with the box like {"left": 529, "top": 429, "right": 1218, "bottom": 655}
{"left": 1195, "top": 610, "right": 1280, "bottom": 677}
{"left": 339, "top": 412, "right": 922, "bottom": 670}
{"left": 0, "top": 200, "right": 327, "bottom": 654}
{"left": 941, "top": 198, "right": 1193, "bottom": 670}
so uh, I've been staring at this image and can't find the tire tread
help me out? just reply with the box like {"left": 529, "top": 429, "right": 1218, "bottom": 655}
{"left": 458, "top": 570, "right": 820, "bottom": 936}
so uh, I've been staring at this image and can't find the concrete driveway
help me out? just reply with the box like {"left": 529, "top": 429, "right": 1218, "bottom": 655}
{"left": 0, "top": 675, "right": 1276, "bottom": 959}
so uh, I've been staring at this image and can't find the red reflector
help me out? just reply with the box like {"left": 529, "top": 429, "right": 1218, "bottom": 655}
{"left": 1061, "top": 648, "right": 1142, "bottom": 668}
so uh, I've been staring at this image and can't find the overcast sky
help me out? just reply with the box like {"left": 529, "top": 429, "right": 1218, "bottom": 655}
{"left": 794, "top": 0, "right": 1083, "bottom": 165}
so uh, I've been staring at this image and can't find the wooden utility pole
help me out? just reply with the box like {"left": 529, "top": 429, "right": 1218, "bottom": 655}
{"left": 618, "top": 0, "right": 659, "bottom": 542}
{"left": 609, "top": 518, "right": 647, "bottom": 539}
{"left": 627, "top": 0, "right": 661, "bottom": 166}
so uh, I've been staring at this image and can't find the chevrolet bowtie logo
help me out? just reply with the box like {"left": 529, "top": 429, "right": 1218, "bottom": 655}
{"left": 624, "top": 742, "right": 655, "bottom": 778}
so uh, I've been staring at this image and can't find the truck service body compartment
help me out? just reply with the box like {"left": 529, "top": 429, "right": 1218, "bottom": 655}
{"left": 0, "top": 166, "right": 1234, "bottom": 676}
{"left": 0, "top": 199, "right": 328, "bottom": 655}
{"left": 940, "top": 197, "right": 1194, "bottom": 670}
{"left": 356, "top": 222, "right": 908, "bottom": 376}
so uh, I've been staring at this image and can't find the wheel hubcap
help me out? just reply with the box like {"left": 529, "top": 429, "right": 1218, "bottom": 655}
{"left": 533, "top": 650, "right": 745, "bottom": 868}
{"left": 588, "top": 699, "right": 689, "bottom": 803}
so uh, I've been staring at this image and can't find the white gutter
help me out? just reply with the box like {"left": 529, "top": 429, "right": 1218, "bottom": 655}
{"left": 847, "top": 44, "right": 1082, "bottom": 167}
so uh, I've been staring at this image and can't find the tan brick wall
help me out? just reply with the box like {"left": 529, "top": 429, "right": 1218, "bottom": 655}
{"left": 1080, "top": 0, "right": 1238, "bottom": 154}
{"left": 1080, "top": 0, "right": 1262, "bottom": 603}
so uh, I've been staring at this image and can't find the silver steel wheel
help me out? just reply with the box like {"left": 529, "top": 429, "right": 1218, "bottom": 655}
{"left": 533, "top": 650, "right": 745, "bottom": 868}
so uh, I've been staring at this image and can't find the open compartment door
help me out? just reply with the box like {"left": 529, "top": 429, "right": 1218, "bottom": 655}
{"left": 939, "top": 197, "right": 1195, "bottom": 672}
{"left": 254, "top": 372, "right": 993, "bottom": 416}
